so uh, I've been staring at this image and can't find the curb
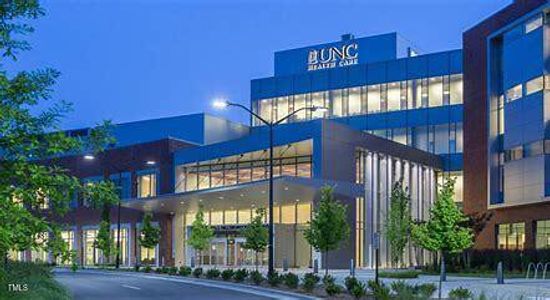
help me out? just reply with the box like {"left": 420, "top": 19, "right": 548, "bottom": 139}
{"left": 56, "top": 269, "right": 319, "bottom": 300}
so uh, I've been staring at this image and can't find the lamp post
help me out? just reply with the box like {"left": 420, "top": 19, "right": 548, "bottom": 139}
{"left": 83, "top": 153, "right": 157, "bottom": 269}
{"left": 213, "top": 99, "right": 327, "bottom": 273}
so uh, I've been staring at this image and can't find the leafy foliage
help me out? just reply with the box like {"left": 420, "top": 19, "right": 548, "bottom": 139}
{"left": 241, "top": 208, "right": 268, "bottom": 270}
{"left": 367, "top": 280, "right": 391, "bottom": 300}
{"left": 205, "top": 268, "right": 220, "bottom": 279}
{"left": 233, "top": 268, "right": 248, "bottom": 282}
{"left": 192, "top": 267, "right": 203, "bottom": 278}
{"left": 304, "top": 185, "right": 349, "bottom": 275}
{"left": 349, "top": 281, "right": 367, "bottom": 299}
{"left": 266, "top": 270, "right": 282, "bottom": 286}
{"left": 448, "top": 287, "right": 473, "bottom": 300}
{"left": 411, "top": 177, "right": 473, "bottom": 254}
{"left": 187, "top": 205, "right": 214, "bottom": 265}
{"left": 344, "top": 276, "right": 359, "bottom": 293}
{"left": 178, "top": 266, "right": 192, "bottom": 276}
{"left": 0, "top": 1, "right": 116, "bottom": 264}
{"left": 250, "top": 270, "right": 264, "bottom": 285}
{"left": 324, "top": 282, "right": 343, "bottom": 296}
{"left": 138, "top": 213, "right": 161, "bottom": 251}
{"left": 385, "top": 179, "right": 412, "bottom": 267}
{"left": 94, "top": 208, "right": 114, "bottom": 264}
{"left": 283, "top": 272, "right": 299, "bottom": 289}
{"left": 221, "top": 269, "right": 234, "bottom": 281}
{"left": 302, "top": 272, "right": 320, "bottom": 292}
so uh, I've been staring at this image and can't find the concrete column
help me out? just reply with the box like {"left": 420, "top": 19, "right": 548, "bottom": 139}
{"left": 174, "top": 213, "right": 185, "bottom": 267}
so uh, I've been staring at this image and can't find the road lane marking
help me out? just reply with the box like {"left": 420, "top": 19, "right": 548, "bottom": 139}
{"left": 121, "top": 284, "right": 141, "bottom": 290}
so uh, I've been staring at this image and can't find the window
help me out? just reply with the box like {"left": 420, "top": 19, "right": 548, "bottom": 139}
{"left": 367, "top": 85, "right": 381, "bottom": 113}
{"left": 497, "top": 223, "right": 525, "bottom": 250}
{"left": 258, "top": 99, "right": 273, "bottom": 123}
{"left": 505, "top": 146, "right": 523, "bottom": 162}
{"left": 331, "top": 89, "right": 344, "bottom": 117}
{"left": 526, "top": 76, "right": 544, "bottom": 95}
{"left": 56, "top": 230, "right": 74, "bottom": 265}
{"left": 525, "top": 15, "right": 543, "bottom": 33}
{"left": 348, "top": 87, "right": 362, "bottom": 115}
{"left": 293, "top": 94, "right": 306, "bottom": 121}
{"left": 276, "top": 97, "right": 289, "bottom": 123}
{"left": 536, "top": 220, "right": 550, "bottom": 249}
{"left": 111, "top": 228, "right": 128, "bottom": 266}
{"left": 428, "top": 76, "right": 443, "bottom": 107}
{"left": 450, "top": 74, "right": 463, "bottom": 104}
{"left": 137, "top": 172, "right": 157, "bottom": 198}
{"left": 506, "top": 84, "right": 522, "bottom": 102}
{"left": 311, "top": 92, "right": 326, "bottom": 119}
{"left": 386, "top": 82, "right": 400, "bottom": 111}
{"left": 524, "top": 141, "right": 543, "bottom": 157}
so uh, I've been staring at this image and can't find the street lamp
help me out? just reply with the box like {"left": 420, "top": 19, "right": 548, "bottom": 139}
{"left": 213, "top": 98, "right": 327, "bottom": 273}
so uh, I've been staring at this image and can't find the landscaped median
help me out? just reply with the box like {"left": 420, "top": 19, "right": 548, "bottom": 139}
{"left": 71, "top": 266, "right": 487, "bottom": 299}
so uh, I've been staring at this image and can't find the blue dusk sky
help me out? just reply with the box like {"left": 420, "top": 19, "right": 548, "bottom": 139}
{"left": 12, "top": 0, "right": 511, "bottom": 129}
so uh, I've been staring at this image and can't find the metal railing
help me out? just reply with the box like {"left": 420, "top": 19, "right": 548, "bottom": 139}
{"left": 526, "top": 262, "right": 548, "bottom": 279}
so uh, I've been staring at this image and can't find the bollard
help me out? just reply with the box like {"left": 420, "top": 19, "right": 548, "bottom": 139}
{"left": 283, "top": 258, "right": 288, "bottom": 272}
{"left": 313, "top": 259, "right": 319, "bottom": 274}
{"left": 350, "top": 259, "right": 355, "bottom": 277}
{"left": 190, "top": 257, "right": 195, "bottom": 268}
{"left": 496, "top": 261, "right": 504, "bottom": 284}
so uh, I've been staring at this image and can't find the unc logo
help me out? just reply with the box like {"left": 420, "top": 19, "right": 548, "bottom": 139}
{"left": 308, "top": 43, "right": 358, "bottom": 71}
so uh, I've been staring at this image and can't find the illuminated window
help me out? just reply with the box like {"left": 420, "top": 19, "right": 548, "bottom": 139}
{"left": 505, "top": 145, "right": 523, "bottom": 162}
{"left": 331, "top": 89, "right": 344, "bottom": 117}
{"left": 276, "top": 96, "right": 289, "bottom": 123}
{"left": 526, "top": 76, "right": 544, "bottom": 95}
{"left": 238, "top": 209, "right": 251, "bottom": 224}
{"left": 386, "top": 82, "right": 400, "bottom": 111}
{"left": 56, "top": 230, "right": 74, "bottom": 265}
{"left": 348, "top": 87, "right": 362, "bottom": 115}
{"left": 497, "top": 223, "right": 525, "bottom": 250}
{"left": 259, "top": 99, "right": 273, "bottom": 123}
{"left": 83, "top": 229, "right": 99, "bottom": 266}
{"left": 449, "top": 74, "right": 463, "bottom": 104}
{"left": 210, "top": 211, "right": 223, "bottom": 225}
{"left": 536, "top": 220, "right": 550, "bottom": 249}
{"left": 525, "top": 15, "right": 543, "bottom": 34}
{"left": 137, "top": 172, "right": 157, "bottom": 198}
{"left": 281, "top": 205, "right": 296, "bottom": 224}
{"left": 506, "top": 84, "right": 522, "bottom": 102}
{"left": 296, "top": 203, "right": 311, "bottom": 224}
{"left": 224, "top": 210, "right": 237, "bottom": 225}
{"left": 110, "top": 228, "right": 128, "bottom": 266}
{"left": 293, "top": 94, "right": 306, "bottom": 121}
{"left": 140, "top": 246, "right": 157, "bottom": 266}
{"left": 367, "top": 85, "right": 381, "bottom": 113}
{"left": 429, "top": 76, "right": 443, "bottom": 107}
{"left": 312, "top": 92, "right": 327, "bottom": 119}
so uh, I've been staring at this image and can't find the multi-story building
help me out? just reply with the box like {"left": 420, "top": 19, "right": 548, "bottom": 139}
{"left": 11, "top": 0, "right": 550, "bottom": 269}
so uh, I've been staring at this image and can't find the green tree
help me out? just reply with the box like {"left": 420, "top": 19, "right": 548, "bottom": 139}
{"left": 411, "top": 177, "right": 473, "bottom": 298}
{"left": 385, "top": 179, "right": 412, "bottom": 268}
{"left": 187, "top": 205, "right": 214, "bottom": 266}
{"left": 138, "top": 213, "right": 161, "bottom": 264}
{"left": 241, "top": 208, "right": 268, "bottom": 271}
{"left": 304, "top": 185, "right": 350, "bottom": 276}
{"left": 48, "top": 226, "right": 70, "bottom": 265}
{"left": 0, "top": 1, "right": 115, "bottom": 268}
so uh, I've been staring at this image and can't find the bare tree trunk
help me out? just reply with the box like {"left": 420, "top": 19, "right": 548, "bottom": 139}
{"left": 255, "top": 251, "right": 258, "bottom": 272}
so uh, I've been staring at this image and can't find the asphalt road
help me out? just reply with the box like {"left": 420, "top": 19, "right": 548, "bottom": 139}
{"left": 55, "top": 270, "right": 278, "bottom": 300}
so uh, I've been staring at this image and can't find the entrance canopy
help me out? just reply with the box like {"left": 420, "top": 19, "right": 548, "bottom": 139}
{"left": 122, "top": 176, "right": 362, "bottom": 215}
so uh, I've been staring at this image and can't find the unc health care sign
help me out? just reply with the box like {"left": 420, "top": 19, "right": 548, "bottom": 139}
{"left": 307, "top": 43, "right": 358, "bottom": 71}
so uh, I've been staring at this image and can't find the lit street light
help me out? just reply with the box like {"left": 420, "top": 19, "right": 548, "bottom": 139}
{"left": 213, "top": 98, "right": 327, "bottom": 273}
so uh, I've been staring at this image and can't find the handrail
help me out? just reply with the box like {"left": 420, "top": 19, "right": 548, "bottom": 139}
{"left": 535, "top": 262, "right": 544, "bottom": 279}
{"left": 543, "top": 262, "right": 550, "bottom": 280}
{"left": 526, "top": 262, "right": 536, "bottom": 279}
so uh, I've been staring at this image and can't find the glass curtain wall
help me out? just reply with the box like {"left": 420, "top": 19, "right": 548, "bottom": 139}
{"left": 176, "top": 140, "right": 313, "bottom": 193}
{"left": 253, "top": 74, "right": 463, "bottom": 126}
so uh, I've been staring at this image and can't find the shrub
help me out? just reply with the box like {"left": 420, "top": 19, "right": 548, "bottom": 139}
{"left": 168, "top": 266, "right": 178, "bottom": 275}
{"left": 391, "top": 280, "right": 415, "bottom": 300}
{"left": 234, "top": 268, "right": 248, "bottom": 282}
{"left": 155, "top": 267, "right": 163, "bottom": 274}
{"left": 134, "top": 264, "right": 140, "bottom": 272}
{"left": 143, "top": 265, "right": 152, "bottom": 273}
{"left": 192, "top": 267, "right": 203, "bottom": 278}
{"left": 178, "top": 266, "right": 192, "bottom": 276}
{"left": 250, "top": 270, "right": 264, "bottom": 285}
{"left": 283, "top": 272, "right": 299, "bottom": 289}
{"left": 0, "top": 262, "right": 71, "bottom": 300}
{"left": 416, "top": 283, "right": 437, "bottom": 299}
{"left": 368, "top": 280, "right": 391, "bottom": 300}
{"left": 448, "top": 287, "right": 473, "bottom": 300}
{"left": 344, "top": 276, "right": 359, "bottom": 293}
{"left": 325, "top": 282, "right": 343, "bottom": 296}
{"left": 267, "top": 271, "right": 282, "bottom": 287}
{"left": 322, "top": 274, "right": 335, "bottom": 285}
{"left": 350, "top": 281, "right": 367, "bottom": 300}
{"left": 302, "top": 272, "right": 320, "bottom": 292}
{"left": 379, "top": 270, "right": 420, "bottom": 279}
{"left": 205, "top": 268, "right": 220, "bottom": 279}
{"left": 221, "top": 269, "right": 234, "bottom": 281}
